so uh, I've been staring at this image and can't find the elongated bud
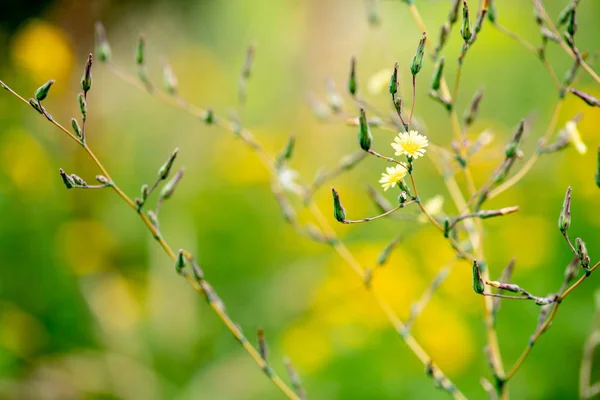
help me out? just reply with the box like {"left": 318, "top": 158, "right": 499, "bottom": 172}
{"left": 257, "top": 327, "right": 268, "bottom": 362}
{"left": 569, "top": 88, "right": 600, "bottom": 107}
{"left": 558, "top": 186, "right": 572, "bottom": 233}
{"left": 472, "top": 260, "right": 485, "bottom": 294}
{"left": 28, "top": 98, "right": 44, "bottom": 114}
{"left": 175, "top": 249, "right": 187, "bottom": 273}
{"left": 596, "top": 147, "right": 600, "bottom": 188}
{"left": 34, "top": 80, "right": 54, "bottom": 102}
{"left": 489, "top": 281, "right": 521, "bottom": 293}
{"left": 348, "top": 56, "right": 357, "bottom": 96}
{"left": 567, "top": 8, "right": 577, "bottom": 36}
{"left": 96, "top": 175, "right": 110, "bottom": 185}
{"left": 464, "top": 89, "right": 483, "bottom": 126}
{"left": 71, "top": 174, "right": 87, "bottom": 186}
{"left": 189, "top": 257, "right": 205, "bottom": 281}
{"left": 158, "top": 148, "right": 179, "bottom": 180}
{"left": 147, "top": 210, "right": 159, "bottom": 228}
{"left": 81, "top": 54, "right": 93, "bottom": 93}
{"left": 487, "top": 0, "right": 497, "bottom": 23}
{"left": 78, "top": 93, "right": 87, "bottom": 117}
{"left": 461, "top": 1, "right": 472, "bottom": 42}
{"left": 564, "top": 257, "right": 579, "bottom": 282}
{"left": 505, "top": 119, "right": 525, "bottom": 158}
{"left": 284, "top": 358, "right": 306, "bottom": 400}
{"left": 276, "top": 135, "right": 295, "bottom": 168}
{"left": 410, "top": 32, "right": 427, "bottom": 76}
{"left": 134, "top": 34, "right": 145, "bottom": 66}
{"left": 448, "top": 0, "right": 460, "bottom": 24}
{"left": 436, "top": 23, "right": 451, "bottom": 56}
{"left": 389, "top": 62, "right": 398, "bottom": 95}
{"left": 377, "top": 236, "right": 402, "bottom": 266}
{"left": 394, "top": 97, "right": 402, "bottom": 116}
{"left": 59, "top": 168, "right": 75, "bottom": 189}
{"left": 478, "top": 206, "right": 519, "bottom": 219}
{"left": 160, "top": 168, "right": 184, "bottom": 200}
{"left": 141, "top": 184, "right": 149, "bottom": 200}
{"left": 162, "top": 60, "right": 178, "bottom": 95}
{"left": 431, "top": 57, "right": 444, "bottom": 91}
{"left": 331, "top": 187, "right": 346, "bottom": 223}
{"left": 95, "top": 22, "right": 111, "bottom": 62}
{"left": 358, "top": 108, "right": 372, "bottom": 151}
{"left": 70, "top": 118, "right": 82, "bottom": 139}
{"left": 575, "top": 237, "right": 590, "bottom": 270}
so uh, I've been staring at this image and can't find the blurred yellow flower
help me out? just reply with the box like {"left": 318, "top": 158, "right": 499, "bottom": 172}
{"left": 11, "top": 20, "right": 74, "bottom": 83}
{"left": 566, "top": 120, "right": 587, "bottom": 154}
{"left": 417, "top": 195, "right": 445, "bottom": 223}
{"left": 367, "top": 68, "right": 392, "bottom": 95}
{"left": 392, "top": 130, "right": 428, "bottom": 159}
{"left": 379, "top": 164, "right": 407, "bottom": 191}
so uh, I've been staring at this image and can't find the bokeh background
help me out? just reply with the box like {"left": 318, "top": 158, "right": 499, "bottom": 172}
{"left": 1, "top": 0, "right": 600, "bottom": 399}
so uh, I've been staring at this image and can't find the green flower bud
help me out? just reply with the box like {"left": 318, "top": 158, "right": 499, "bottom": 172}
{"left": 487, "top": 0, "right": 497, "bottom": 23}
{"left": 136, "top": 34, "right": 145, "bottom": 66}
{"left": 28, "top": 98, "right": 44, "bottom": 114}
{"left": 505, "top": 120, "right": 525, "bottom": 158}
{"left": 70, "top": 118, "right": 82, "bottom": 139}
{"left": 348, "top": 56, "right": 357, "bottom": 96}
{"left": 34, "top": 80, "right": 54, "bottom": 102}
{"left": 567, "top": 8, "right": 577, "bottom": 36}
{"left": 389, "top": 62, "right": 398, "bottom": 95}
{"left": 175, "top": 249, "right": 187, "bottom": 273}
{"left": 575, "top": 237, "right": 590, "bottom": 270}
{"left": 410, "top": 32, "right": 427, "bottom": 76}
{"left": 431, "top": 56, "right": 445, "bottom": 91}
{"left": 472, "top": 260, "right": 485, "bottom": 294}
{"left": 460, "top": 1, "right": 472, "bottom": 42}
{"left": 202, "top": 109, "right": 214, "bottom": 125}
{"left": 558, "top": 186, "right": 572, "bottom": 233}
{"left": 59, "top": 168, "right": 75, "bottom": 189}
{"left": 358, "top": 108, "right": 372, "bottom": 151}
{"left": 160, "top": 168, "right": 184, "bottom": 200}
{"left": 94, "top": 21, "right": 111, "bottom": 62}
{"left": 448, "top": 0, "right": 460, "bottom": 24}
{"left": 331, "top": 187, "right": 347, "bottom": 223}
{"left": 81, "top": 54, "right": 93, "bottom": 93}
{"left": 78, "top": 93, "right": 87, "bottom": 117}
{"left": 158, "top": 148, "right": 179, "bottom": 180}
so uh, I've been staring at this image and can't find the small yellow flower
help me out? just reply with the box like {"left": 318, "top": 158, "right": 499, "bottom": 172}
{"left": 379, "top": 164, "right": 407, "bottom": 191}
{"left": 392, "top": 130, "right": 428, "bottom": 159}
{"left": 566, "top": 121, "right": 587, "bottom": 154}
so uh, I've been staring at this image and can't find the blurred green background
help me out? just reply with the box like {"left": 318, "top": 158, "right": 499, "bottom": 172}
{"left": 1, "top": 0, "right": 600, "bottom": 399}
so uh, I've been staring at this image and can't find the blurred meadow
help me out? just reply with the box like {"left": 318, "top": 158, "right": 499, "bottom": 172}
{"left": 1, "top": 0, "right": 600, "bottom": 399}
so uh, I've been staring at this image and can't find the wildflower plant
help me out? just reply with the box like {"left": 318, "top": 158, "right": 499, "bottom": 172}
{"left": 2, "top": 0, "right": 600, "bottom": 398}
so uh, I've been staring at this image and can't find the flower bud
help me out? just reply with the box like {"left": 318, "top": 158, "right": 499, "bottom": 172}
{"left": 59, "top": 168, "right": 75, "bottom": 189}
{"left": 487, "top": 0, "right": 497, "bottom": 23}
{"left": 558, "top": 186, "right": 572, "bottom": 233}
{"left": 28, "top": 98, "right": 44, "bottom": 114}
{"left": 472, "top": 260, "right": 485, "bottom": 294}
{"left": 464, "top": 89, "right": 483, "bottom": 127}
{"left": 175, "top": 249, "right": 187, "bottom": 273}
{"left": 78, "top": 93, "right": 87, "bottom": 117}
{"left": 96, "top": 175, "right": 110, "bottom": 185}
{"left": 431, "top": 56, "right": 445, "bottom": 91}
{"left": 596, "top": 147, "right": 600, "bottom": 188}
{"left": 358, "top": 108, "right": 373, "bottom": 151}
{"left": 389, "top": 62, "right": 398, "bottom": 95}
{"left": 136, "top": 34, "right": 145, "bottom": 66}
{"left": 94, "top": 21, "right": 111, "bottom": 62}
{"left": 160, "top": 168, "right": 184, "bottom": 200}
{"left": 505, "top": 119, "right": 525, "bottom": 158}
{"left": 575, "top": 237, "right": 590, "bottom": 270}
{"left": 331, "top": 187, "right": 347, "bottom": 223}
{"left": 70, "top": 118, "right": 82, "bottom": 140}
{"left": 410, "top": 32, "right": 427, "bottom": 76}
{"left": 435, "top": 23, "right": 451, "bottom": 56}
{"left": 81, "top": 54, "right": 93, "bottom": 93}
{"left": 567, "top": 8, "right": 577, "bottom": 36}
{"left": 569, "top": 88, "right": 600, "bottom": 107}
{"left": 460, "top": 1, "right": 472, "bottom": 42}
{"left": 162, "top": 60, "right": 178, "bottom": 95}
{"left": 202, "top": 109, "right": 214, "bottom": 125}
{"left": 348, "top": 56, "right": 357, "bottom": 96}
{"left": 34, "top": 80, "right": 54, "bottom": 102}
{"left": 158, "top": 148, "right": 179, "bottom": 180}
{"left": 448, "top": 0, "right": 460, "bottom": 24}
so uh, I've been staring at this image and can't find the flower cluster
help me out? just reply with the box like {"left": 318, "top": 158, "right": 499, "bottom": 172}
{"left": 379, "top": 130, "right": 428, "bottom": 191}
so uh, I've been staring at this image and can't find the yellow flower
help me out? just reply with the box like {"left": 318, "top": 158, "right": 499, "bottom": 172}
{"left": 392, "top": 130, "right": 428, "bottom": 159}
{"left": 566, "top": 121, "right": 587, "bottom": 154}
{"left": 379, "top": 164, "right": 407, "bottom": 191}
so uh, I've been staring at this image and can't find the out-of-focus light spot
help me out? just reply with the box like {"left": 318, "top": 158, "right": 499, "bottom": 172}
{"left": 56, "top": 219, "right": 116, "bottom": 275}
{"left": 11, "top": 20, "right": 74, "bottom": 84}
{"left": 86, "top": 274, "right": 141, "bottom": 333}
{"left": 0, "top": 128, "right": 52, "bottom": 196}
{"left": 282, "top": 320, "right": 333, "bottom": 372}
{"left": 0, "top": 303, "right": 47, "bottom": 357}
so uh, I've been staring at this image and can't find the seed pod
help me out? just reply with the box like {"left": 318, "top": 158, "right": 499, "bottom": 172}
{"left": 358, "top": 108, "right": 372, "bottom": 151}
{"left": 331, "top": 187, "right": 347, "bottom": 223}
{"left": 410, "top": 32, "right": 427, "bottom": 76}
{"left": 34, "top": 80, "right": 55, "bottom": 102}
{"left": 81, "top": 54, "right": 93, "bottom": 93}
{"left": 558, "top": 186, "right": 572, "bottom": 233}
